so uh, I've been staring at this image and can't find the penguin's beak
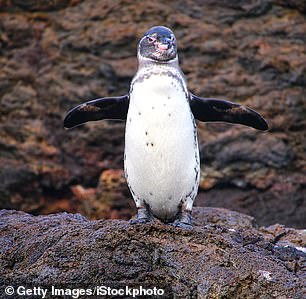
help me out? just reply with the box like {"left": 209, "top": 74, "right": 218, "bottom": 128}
{"left": 157, "top": 37, "right": 173, "bottom": 51}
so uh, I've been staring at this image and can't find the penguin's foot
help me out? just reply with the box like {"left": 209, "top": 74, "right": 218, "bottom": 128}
{"left": 171, "top": 210, "right": 193, "bottom": 230}
{"left": 129, "top": 207, "right": 154, "bottom": 225}
{"left": 172, "top": 221, "right": 193, "bottom": 230}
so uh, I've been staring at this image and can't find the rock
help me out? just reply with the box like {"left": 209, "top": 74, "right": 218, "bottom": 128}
{"left": 0, "top": 0, "right": 305, "bottom": 228}
{"left": 81, "top": 169, "right": 136, "bottom": 220}
{"left": 275, "top": 0, "right": 306, "bottom": 13}
{"left": 1, "top": 0, "right": 77, "bottom": 12}
{"left": 0, "top": 208, "right": 305, "bottom": 298}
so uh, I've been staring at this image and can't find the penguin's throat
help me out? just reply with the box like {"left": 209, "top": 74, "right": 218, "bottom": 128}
{"left": 137, "top": 53, "right": 179, "bottom": 69}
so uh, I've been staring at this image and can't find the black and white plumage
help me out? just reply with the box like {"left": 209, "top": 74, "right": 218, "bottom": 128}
{"left": 64, "top": 26, "right": 268, "bottom": 229}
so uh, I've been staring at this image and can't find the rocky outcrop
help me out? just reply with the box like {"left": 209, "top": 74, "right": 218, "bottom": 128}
{"left": 0, "top": 0, "right": 305, "bottom": 227}
{"left": 0, "top": 208, "right": 305, "bottom": 298}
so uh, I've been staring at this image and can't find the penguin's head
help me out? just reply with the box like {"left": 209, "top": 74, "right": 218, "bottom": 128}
{"left": 138, "top": 26, "right": 177, "bottom": 62}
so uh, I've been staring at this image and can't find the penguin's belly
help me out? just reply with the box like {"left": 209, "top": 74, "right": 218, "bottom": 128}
{"left": 124, "top": 75, "right": 199, "bottom": 221}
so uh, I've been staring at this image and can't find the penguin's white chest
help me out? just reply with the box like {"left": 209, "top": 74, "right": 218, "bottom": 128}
{"left": 124, "top": 73, "right": 199, "bottom": 221}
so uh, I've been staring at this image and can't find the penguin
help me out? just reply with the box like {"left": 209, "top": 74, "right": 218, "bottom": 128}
{"left": 64, "top": 26, "right": 268, "bottom": 229}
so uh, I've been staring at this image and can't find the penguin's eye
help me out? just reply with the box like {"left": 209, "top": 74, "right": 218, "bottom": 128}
{"left": 147, "top": 36, "right": 156, "bottom": 43}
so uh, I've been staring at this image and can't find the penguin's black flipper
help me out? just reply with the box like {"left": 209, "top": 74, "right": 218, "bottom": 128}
{"left": 189, "top": 93, "right": 268, "bottom": 131}
{"left": 64, "top": 95, "right": 129, "bottom": 129}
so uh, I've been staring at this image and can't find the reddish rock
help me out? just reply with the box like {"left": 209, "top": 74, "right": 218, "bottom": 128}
{"left": 86, "top": 169, "right": 135, "bottom": 220}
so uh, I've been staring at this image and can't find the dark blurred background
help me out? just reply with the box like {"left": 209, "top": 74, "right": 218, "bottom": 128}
{"left": 0, "top": 0, "right": 305, "bottom": 228}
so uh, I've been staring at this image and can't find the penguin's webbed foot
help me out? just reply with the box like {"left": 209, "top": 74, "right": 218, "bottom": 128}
{"left": 171, "top": 210, "right": 193, "bottom": 230}
{"left": 172, "top": 221, "right": 193, "bottom": 230}
{"left": 129, "top": 207, "right": 154, "bottom": 225}
{"left": 130, "top": 218, "right": 152, "bottom": 224}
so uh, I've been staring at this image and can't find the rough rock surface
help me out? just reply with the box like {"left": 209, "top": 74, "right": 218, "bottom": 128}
{"left": 0, "top": 208, "right": 305, "bottom": 298}
{"left": 0, "top": 0, "right": 305, "bottom": 227}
